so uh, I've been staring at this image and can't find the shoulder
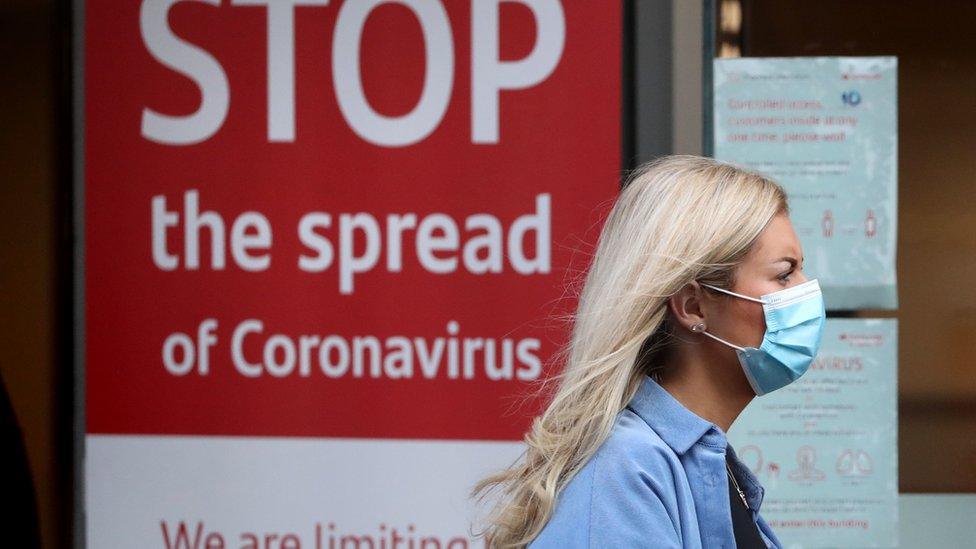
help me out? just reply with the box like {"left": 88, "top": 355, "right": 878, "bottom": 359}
{"left": 588, "top": 407, "right": 684, "bottom": 508}
{"left": 529, "top": 408, "right": 686, "bottom": 548}
{"left": 594, "top": 407, "right": 679, "bottom": 472}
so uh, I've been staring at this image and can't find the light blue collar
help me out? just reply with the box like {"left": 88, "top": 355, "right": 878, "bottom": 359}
{"left": 626, "top": 375, "right": 725, "bottom": 455}
{"left": 626, "top": 375, "right": 766, "bottom": 510}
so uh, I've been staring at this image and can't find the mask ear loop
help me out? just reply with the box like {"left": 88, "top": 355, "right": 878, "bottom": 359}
{"left": 700, "top": 282, "right": 767, "bottom": 304}
{"left": 698, "top": 328, "right": 747, "bottom": 351}
{"left": 696, "top": 282, "right": 765, "bottom": 351}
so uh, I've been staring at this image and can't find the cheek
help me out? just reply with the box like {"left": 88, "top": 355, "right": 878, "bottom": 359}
{"left": 730, "top": 301, "right": 767, "bottom": 347}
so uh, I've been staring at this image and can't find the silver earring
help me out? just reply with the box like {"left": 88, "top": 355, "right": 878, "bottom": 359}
{"left": 691, "top": 322, "right": 706, "bottom": 332}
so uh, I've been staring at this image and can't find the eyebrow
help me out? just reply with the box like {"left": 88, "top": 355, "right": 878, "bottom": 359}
{"left": 774, "top": 256, "right": 803, "bottom": 267}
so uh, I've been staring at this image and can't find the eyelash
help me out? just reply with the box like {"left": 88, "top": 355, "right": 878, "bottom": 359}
{"left": 778, "top": 270, "right": 794, "bottom": 283}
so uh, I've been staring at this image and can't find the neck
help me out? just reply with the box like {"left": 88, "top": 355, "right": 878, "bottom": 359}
{"left": 656, "top": 343, "right": 755, "bottom": 434}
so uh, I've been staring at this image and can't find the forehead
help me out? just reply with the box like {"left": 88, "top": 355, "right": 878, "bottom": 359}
{"left": 748, "top": 213, "right": 802, "bottom": 262}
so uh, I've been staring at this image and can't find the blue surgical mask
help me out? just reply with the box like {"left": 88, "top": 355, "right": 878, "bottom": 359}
{"left": 697, "top": 279, "right": 826, "bottom": 396}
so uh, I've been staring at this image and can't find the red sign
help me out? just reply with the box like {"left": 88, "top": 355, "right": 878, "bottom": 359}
{"left": 85, "top": 0, "right": 621, "bottom": 441}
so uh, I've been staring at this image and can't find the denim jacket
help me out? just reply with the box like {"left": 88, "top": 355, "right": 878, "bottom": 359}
{"left": 528, "top": 375, "right": 783, "bottom": 548}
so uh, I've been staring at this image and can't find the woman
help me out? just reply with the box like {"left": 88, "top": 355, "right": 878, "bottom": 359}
{"left": 470, "top": 155, "right": 826, "bottom": 548}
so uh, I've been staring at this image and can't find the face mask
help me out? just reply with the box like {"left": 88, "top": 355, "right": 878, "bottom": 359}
{"left": 695, "top": 279, "right": 826, "bottom": 396}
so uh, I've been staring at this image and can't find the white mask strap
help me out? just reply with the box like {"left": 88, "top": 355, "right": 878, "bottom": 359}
{"left": 700, "top": 282, "right": 765, "bottom": 304}
{"left": 699, "top": 329, "right": 747, "bottom": 351}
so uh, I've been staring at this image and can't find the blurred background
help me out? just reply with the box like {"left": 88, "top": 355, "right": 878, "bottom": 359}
{"left": 1, "top": 0, "right": 973, "bottom": 547}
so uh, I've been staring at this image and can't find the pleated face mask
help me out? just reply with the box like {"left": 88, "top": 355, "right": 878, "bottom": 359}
{"left": 697, "top": 279, "right": 826, "bottom": 396}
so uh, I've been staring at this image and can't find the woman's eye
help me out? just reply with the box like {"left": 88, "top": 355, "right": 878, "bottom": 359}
{"left": 778, "top": 271, "right": 793, "bottom": 283}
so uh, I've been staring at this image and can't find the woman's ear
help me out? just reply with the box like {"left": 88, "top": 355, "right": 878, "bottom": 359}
{"left": 668, "top": 281, "right": 708, "bottom": 333}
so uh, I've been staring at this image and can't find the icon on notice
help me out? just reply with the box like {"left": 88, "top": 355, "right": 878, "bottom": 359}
{"left": 865, "top": 209, "right": 877, "bottom": 237}
{"left": 822, "top": 209, "right": 834, "bottom": 237}
{"left": 836, "top": 449, "right": 874, "bottom": 477}
{"left": 788, "top": 445, "right": 826, "bottom": 482}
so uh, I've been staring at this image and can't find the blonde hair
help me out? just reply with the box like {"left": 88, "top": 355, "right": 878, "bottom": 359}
{"left": 468, "top": 154, "right": 789, "bottom": 548}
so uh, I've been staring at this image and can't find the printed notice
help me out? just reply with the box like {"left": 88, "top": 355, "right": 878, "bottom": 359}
{"left": 729, "top": 318, "right": 898, "bottom": 548}
{"left": 714, "top": 57, "right": 898, "bottom": 310}
{"left": 83, "top": 1, "right": 620, "bottom": 545}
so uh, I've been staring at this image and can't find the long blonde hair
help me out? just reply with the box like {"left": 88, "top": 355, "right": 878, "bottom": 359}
{"left": 468, "top": 154, "right": 789, "bottom": 548}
